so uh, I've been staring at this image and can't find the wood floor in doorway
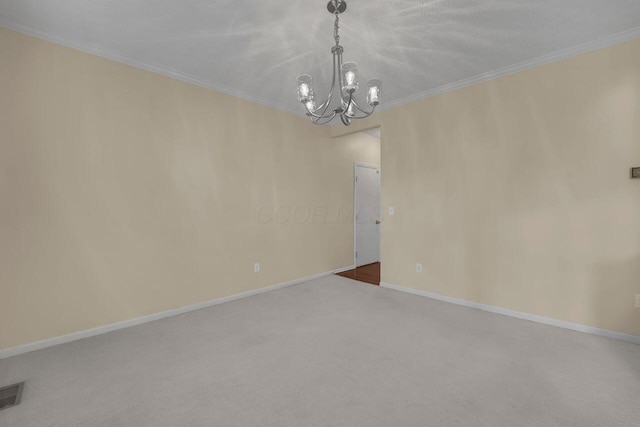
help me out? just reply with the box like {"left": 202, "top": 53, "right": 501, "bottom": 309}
{"left": 336, "top": 262, "right": 380, "bottom": 285}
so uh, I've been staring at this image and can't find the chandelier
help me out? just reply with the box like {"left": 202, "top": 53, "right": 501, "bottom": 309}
{"left": 296, "top": 0, "right": 382, "bottom": 126}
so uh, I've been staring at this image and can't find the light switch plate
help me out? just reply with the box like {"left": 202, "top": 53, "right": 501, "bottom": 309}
{"left": 388, "top": 206, "right": 395, "bottom": 216}
{"left": 631, "top": 167, "right": 640, "bottom": 179}
{"left": 254, "top": 263, "right": 260, "bottom": 273}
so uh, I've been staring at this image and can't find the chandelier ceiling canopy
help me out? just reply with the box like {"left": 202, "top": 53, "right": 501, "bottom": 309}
{"left": 296, "top": 0, "right": 382, "bottom": 126}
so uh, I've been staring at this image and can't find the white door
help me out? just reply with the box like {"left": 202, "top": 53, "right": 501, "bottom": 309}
{"left": 355, "top": 164, "right": 381, "bottom": 266}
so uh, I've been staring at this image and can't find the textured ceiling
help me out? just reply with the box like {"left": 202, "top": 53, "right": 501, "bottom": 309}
{"left": 1, "top": 0, "right": 640, "bottom": 116}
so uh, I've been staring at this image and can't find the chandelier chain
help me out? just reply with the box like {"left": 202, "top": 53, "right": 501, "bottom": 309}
{"left": 334, "top": 11, "right": 340, "bottom": 46}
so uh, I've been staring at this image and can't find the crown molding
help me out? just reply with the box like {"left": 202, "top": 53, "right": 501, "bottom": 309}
{"left": 378, "top": 26, "right": 640, "bottom": 112}
{"left": 0, "top": 18, "right": 303, "bottom": 117}
{"left": 2, "top": 17, "right": 640, "bottom": 119}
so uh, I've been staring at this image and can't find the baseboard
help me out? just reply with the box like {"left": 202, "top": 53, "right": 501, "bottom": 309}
{"left": 0, "top": 265, "right": 355, "bottom": 360}
{"left": 332, "top": 265, "right": 356, "bottom": 274}
{"left": 380, "top": 282, "right": 640, "bottom": 345}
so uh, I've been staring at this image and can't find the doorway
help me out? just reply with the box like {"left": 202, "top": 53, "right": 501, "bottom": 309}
{"left": 354, "top": 163, "right": 381, "bottom": 266}
{"left": 337, "top": 162, "right": 381, "bottom": 285}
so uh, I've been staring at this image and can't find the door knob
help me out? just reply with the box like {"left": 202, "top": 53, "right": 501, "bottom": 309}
{"left": 375, "top": 220, "right": 381, "bottom": 224}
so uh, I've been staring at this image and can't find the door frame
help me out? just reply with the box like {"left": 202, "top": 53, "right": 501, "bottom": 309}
{"left": 353, "top": 162, "right": 381, "bottom": 268}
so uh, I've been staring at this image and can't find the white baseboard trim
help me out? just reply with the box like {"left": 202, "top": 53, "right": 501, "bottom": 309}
{"left": 0, "top": 265, "right": 355, "bottom": 360}
{"left": 380, "top": 282, "right": 640, "bottom": 345}
{"left": 332, "top": 265, "right": 356, "bottom": 274}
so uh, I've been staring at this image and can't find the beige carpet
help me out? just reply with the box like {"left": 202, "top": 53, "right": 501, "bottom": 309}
{"left": 1, "top": 275, "right": 639, "bottom": 426}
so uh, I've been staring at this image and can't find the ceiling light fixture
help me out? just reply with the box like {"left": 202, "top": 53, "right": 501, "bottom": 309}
{"left": 296, "top": 0, "right": 382, "bottom": 126}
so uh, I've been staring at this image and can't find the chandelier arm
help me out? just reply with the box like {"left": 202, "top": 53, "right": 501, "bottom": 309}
{"left": 313, "top": 50, "right": 340, "bottom": 118}
{"left": 337, "top": 51, "right": 344, "bottom": 101}
{"left": 312, "top": 111, "right": 338, "bottom": 125}
{"left": 309, "top": 44, "right": 342, "bottom": 122}
{"left": 307, "top": 97, "right": 333, "bottom": 119}
{"left": 347, "top": 104, "right": 377, "bottom": 120}
{"left": 343, "top": 92, "right": 369, "bottom": 119}
{"left": 313, "top": 88, "right": 334, "bottom": 116}
{"left": 340, "top": 113, "right": 352, "bottom": 126}
{"left": 349, "top": 98, "right": 375, "bottom": 115}
{"left": 305, "top": 104, "right": 338, "bottom": 120}
{"left": 304, "top": 98, "right": 339, "bottom": 121}
{"left": 343, "top": 91, "right": 354, "bottom": 113}
{"left": 310, "top": 88, "right": 332, "bottom": 115}
{"left": 343, "top": 94, "right": 376, "bottom": 120}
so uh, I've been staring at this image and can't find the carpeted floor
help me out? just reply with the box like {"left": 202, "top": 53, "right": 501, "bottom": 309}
{"left": 1, "top": 275, "right": 639, "bottom": 426}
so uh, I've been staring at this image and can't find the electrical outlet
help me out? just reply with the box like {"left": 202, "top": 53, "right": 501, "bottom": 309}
{"left": 254, "top": 263, "right": 260, "bottom": 273}
{"left": 416, "top": 263, "right": 423, "bottom": 273}
{"left": 388, "top": 206, "right": 395, "bottom": 216}
{"left": 635, "top": 294, "right": 640, "bottom": 309}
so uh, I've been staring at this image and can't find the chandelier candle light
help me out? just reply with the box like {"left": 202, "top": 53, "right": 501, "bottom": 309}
{"left": 296, "top": 0, "right": 382, "bottom": 126}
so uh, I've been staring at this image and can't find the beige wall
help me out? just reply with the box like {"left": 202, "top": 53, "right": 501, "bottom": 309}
{"left": 2, "top": 24, "right": 638, "bottom": 350}
{"left": 379, "top": 38, "right": 640, "bottom": 337}
{"left": 0, "top": 27, "right": 380, "bottom": 350}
